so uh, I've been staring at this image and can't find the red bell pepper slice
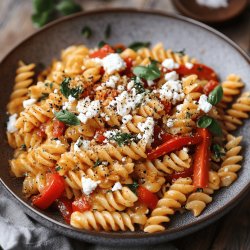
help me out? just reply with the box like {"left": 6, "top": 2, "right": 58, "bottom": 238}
{"left": 53, "top": 120, "right": 66, "bottom": 138}
{"left": 193, "top": 128, "right": 211, "bottom": 188}
{"left": 203, "top": 80, "right": 219, "bottom": 95}
{"left": 137, "top": 186, "right": 158, "bottom": 210}
{"left": 95, "top": 128, "right": 107, "bottom": 144}
{"left": 166, "top": 166, "right": 194, "bottom": 183}
{"left": 32, "top": 173, "right": 65, "bottom": 210}
{"left": 148, "top": 135, "right": 202, "bottom": 160}
{"left": 151, "top": 125, "right": 174, "bottom": 148}
{"left": 176, "top": 63, "right": 218, "bottom": 81}
{"left": 89, "top": 44, "right": 114, "bottom": 59}
{"left": 72, "top": 195, "right": 92, "bottom": 212}
{"left": 55, "top": 198, "right": 73, "bottom": 224}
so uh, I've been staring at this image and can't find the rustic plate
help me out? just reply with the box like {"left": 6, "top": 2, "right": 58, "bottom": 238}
{"left": 0, "top": 9, "right": 250, "bottom": 246}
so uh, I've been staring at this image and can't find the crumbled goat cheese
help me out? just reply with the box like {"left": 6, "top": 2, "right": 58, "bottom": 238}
{"left": 117, "top": 85, "right": 125, "bottom": 92}
{"left": 23, "top": 98, "right": 37, "bottom": 108}
{"left": 185, "top": 62, "right": 193, "bottom": 69}
{"left": 7, "top": 113, "right": 18, "bottom": 133}
{"left": 90, "top": 57, "right": 103, "bottom": 65}
{"left": 196, "top": 0, "right": 228, "bottom": 9}
{"left": 54, "top": 89, "right": 58, "bottom": 94}
{"left": 122, "top": 157, "right": 126, "bottom": 162}
{"left": 182, "top": 147, "right": 189, "bottom": 153}
{"left": 77, "top": 98, "right": 101, "bottom": 124}
{"left": 96, "top": 75, "right": 120, "bottom": 91}
{"left": 74, "top": 137, "right": 90, "bottom": 152}
{"left": 198, "top": 94, "right": 213, "bottom": 113}
{"left": 137, "top": 117, "right": 154, "bottom": 146}
{"left": 122, "top": 114, "right": 132, "bottom": 124}
{"left": 81, "top": 176, "right": 100, "bottom": 195}
{"left": 112, "top": 182, "right": 123, "bottom": 192}
{"left": 162, "top": 58, "right": 179, "bottom": 70}
{"left": 103, "top": 129, "right": 119, "bottom": 140}
{"left": 147, "top": 80, "right": 155, "bottom": 87}
{"left": 102, "top": 53, "right": 126, "bottom": 74}
{"left": 127, "top": 80, "right": 135, "bottom": 90}
{"left": 55, "top": 139, "right": 64, "bottom": 146}
{"left": 109, "top": 88, "right": 144, "bottom": 116}
{"left": 166, "top": 118, "right": 175, "bottom": 128}
{"left": 159, "top": 80, "right": 185, "bottom": 104}
{"left": 62, "top": 95, "right": 76, "bottom": 110}
{"left": 165, "top": 71, "right": 179, "bottom": 81}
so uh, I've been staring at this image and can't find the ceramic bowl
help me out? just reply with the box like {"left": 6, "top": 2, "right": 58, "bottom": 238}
{"left": 0, "top": 9, "right": 250, "bottom": 246}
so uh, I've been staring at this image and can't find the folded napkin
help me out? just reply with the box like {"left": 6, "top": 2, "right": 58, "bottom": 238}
{"left": 0, "top": 186, "right": 177, "bottom": 250}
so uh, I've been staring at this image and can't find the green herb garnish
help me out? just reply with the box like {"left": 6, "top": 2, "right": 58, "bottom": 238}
{"left": 110, "top": 132, "right": 138, "bottom": 146}
{"left": 38, "top": 93, "right": 49, "bottom": 101}
{"left": 55, "top": 166, "right": 62, "bottom": 171}
{"left": 126, "top": 181, "right": 139, "bottom": 194}
{"left": 128, "top": 42, "right": 151, "bottom": 51}
{"left": 132, "top": 77, "right": 145, "bottom": 94}
{"left": 60, "top": 77, "right": 83, "bottom": 99}
{"left": 212, "top": 144, "right": 225, "bottom": 160}
{"left": 55, "top": 110, "right": 80, "bottom": 125}
{"left": 197, "top": 116, "right": 222, "bottom": 136}
{"left": 98, "top": 41, "right": 107, "bottom": 48}
{"left": 94, "top": 159, "right": 102, "bottom": 168}
{"left": 20, "top": 144, "right": 27, "bottom": 150}
{"left": 81, "top": 26, "right": 92, "bottom": 39}
{"left": 133, "top": 60, "right": 161, "bottom": 81}
{"left": 174, "top": 49, "right": 186, "bottom": 56}
{"left": 104, "top": 24, "right": 111, "bottom": 39}
{"left": 31, "top": 0, "right": 82, "bottom": 28}
{"left": 207, "top": 85, "right": 223, "bottom": 106}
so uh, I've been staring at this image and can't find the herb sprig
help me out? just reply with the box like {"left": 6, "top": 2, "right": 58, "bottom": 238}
{"left": 197, "top": 116, "right": 222, "bottom": 136}
{"left": 60, "top": 77, "right": 83, "bottom": 99}
{"left": 207, "top": 85, "right": 223, "bottom": 106}
{"left": 110, "top": 132, "right": 138, "bottom": 146}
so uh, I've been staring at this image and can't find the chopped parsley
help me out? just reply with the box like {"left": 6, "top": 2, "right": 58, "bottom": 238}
{"left": 110, "top": 132, "right": 138, "bottom": 146}
{"left": 212, "top": 144, "right": 225, "bottom": 160}
{"left": 132, "top": 77, "right": 146, "bottom": 94}
{"left": 94, "top": 159, "right": 102, "bottom": 168}
{"left": 55, "top": 166, "right": 62, "bottom": 171}
{"left": 20, "top": 144, "right": 27, "bottom": 150}
{"left": 38, "top": 93, "right": 49, "bottom": 101}
{"left": 60, "top": 77, "right": 83, "bottom": 99}
{"left": 126, "top": 181, "right": 139, "bottom": 194}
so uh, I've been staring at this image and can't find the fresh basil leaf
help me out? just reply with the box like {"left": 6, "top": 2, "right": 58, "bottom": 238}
{"left": 104, "top": 24, "right": 111, "bottom": 39}
{"left": 55, "top": 110, "right": 80, "bottom": 125}
{"left": 56, "top": 0, "right": 82, "bottom": 15}
{"left": 212, "top": 144, "right": 225, "bottom": 159}
{"left": 174, "top": 49, "right": 186, "bottom": 56}
{"left": 128, "top": 42, "right": 151, "bottom": 51}
{"left": 32, "top": 9, "right": 55, "bottom": 28}
{"left": 197, "top": 116, "right": 222, "bottom": 136}
{"left": 60, "top": 77, "right": 83, "bottom": 99}
{"left": 126, "top": 182, "right": 139, "bottom": 194}
{"left": 207, "top": 85, "right": 223, "bottom": 106}
{"left": 133, "top": 61, "right": 161, "bottom": 81}
{"left": 197, "top": 116, "right": 213, "bottom": 128}
{"left": 110, "top": 132, "right": 138, "bottom": 146}
{"left": 81, "top": 26, "right": 92, "bottom": 38}
{"left": 98, "top": 41, "right": 107, "bottom": 48}
{"left": 209, "top": 119, "right": 222, "bottom": 136}
{"left": 32, "top": 0, "right": 54, "bottom": 13}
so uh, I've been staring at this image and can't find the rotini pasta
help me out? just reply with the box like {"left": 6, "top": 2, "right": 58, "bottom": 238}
{"left": 6, "top": 42, "right": 247, "bottom": 233}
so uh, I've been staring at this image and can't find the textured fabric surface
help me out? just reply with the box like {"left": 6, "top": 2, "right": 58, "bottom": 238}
{"left": 0, "top": 186, "right": 177, "bottom": 250}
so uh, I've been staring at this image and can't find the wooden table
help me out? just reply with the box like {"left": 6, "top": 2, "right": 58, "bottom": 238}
{"left": 1, "top": 1, "right": 250, "bottom": 249}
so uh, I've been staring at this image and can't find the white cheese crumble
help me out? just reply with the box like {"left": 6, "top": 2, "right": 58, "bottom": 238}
{"left": 137, "top": 117, "right": 154, "bottom": 146}
{"left": 162, "top": 59, "right": 179, "bottom": 70}
{"left": 109, "top": 88, "right": 144, "bottom": 116}
{"left": 77, "top": 98, "right": 101, "bottom": 124}
{"left": 147, "top": 80, "right": 155, "bottom": 87}
{"left": 117, "top": 85, "right": 125, "bottom": 92}
{"left": 198, "top": 94, "right": 213, "bottom": 113}
{"left": 127, "top": 80, "right": 134, "bottom": 90}
{"left": 182, "top": 147, "right": 189, "bottom": 153}
{"left": 96, "top": 75, "right": 120, "bottom": 91}
{"left": 81, "top": 176, "right": 100, "bottom": 196}
{"left": 103, "top": 129, "right": 119, "bottom": 140}
{"left": 7, "top": 113, "right": 18, "bottom": 133}
{"left": 196, "top": 0, "right": 228, "bottom": 9}
{"left": 166, "top": 118, "right": 175, "bottom": 128}
{"left": 74, "top": 137, "right": 90, "bottom": 152}
{"left": 54, "top": 89, "right": 58, "bottom": 94}
{"left": 122, "top": 157, "right": 126, "bottom": 162}
{"left": 159, "top": 80, "right": 185, "bottom": 104}
{"left": 111, "top": 182, "right": 123, "bottom": 192}
{"left": 122, "top": 114, "right": 132, "bottom": 124}
{"left": 62, "top": 95, "right": 76, "bottom": 110}
{"left": 23, "top": 98, "right": 37, "bottom": 108}
{"left": 55, "top": 139, "right": 64, "bottom": 146}
{"left": 185, "top": 62, "right": 194, "bottom": 69}
{"left": 165, "top": 71, "right": 179, "bottom": 81}
{"left": 102, "top": 53, "right": 126, "bottom": 74}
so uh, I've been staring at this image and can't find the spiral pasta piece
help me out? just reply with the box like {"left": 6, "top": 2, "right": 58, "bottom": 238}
{"left": 7, "top": 61, "right": 35, "bottom": 114}
{"left": 144, "top": 178, "right": 194, "bottom": 233}
{"left": 70, "top": 211, "right": 135, "bottom": 231}
{"left": 218, "top": 134, "right": 243, "bottom": 187}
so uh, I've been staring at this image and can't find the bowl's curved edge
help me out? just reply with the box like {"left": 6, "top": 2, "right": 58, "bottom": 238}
{"left": 1, "top": 8, "right": 250, "bottom": 245}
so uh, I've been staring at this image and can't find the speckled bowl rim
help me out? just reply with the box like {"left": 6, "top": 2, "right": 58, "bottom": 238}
{"left": 1, "top": 8, "right": 250, "bottom": 246}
